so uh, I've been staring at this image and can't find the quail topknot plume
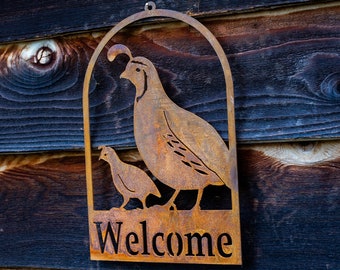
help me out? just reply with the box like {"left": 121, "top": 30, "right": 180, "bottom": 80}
{"left": 108, "top": 44, "right": 232, "bottom": 210}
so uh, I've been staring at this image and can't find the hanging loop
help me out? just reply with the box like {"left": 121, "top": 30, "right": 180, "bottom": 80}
{"left": 145, "top": 1, "right": 156, "bottom": 11}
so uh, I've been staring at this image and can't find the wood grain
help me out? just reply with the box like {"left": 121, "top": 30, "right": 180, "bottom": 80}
{"left": 0, "top": 142, "right": 339, "bottom": 269}
{"left": 0, "top": 0, "right": 331, "bottom": 43}
{"left": 0, "top": 5, "right": 339, "bottom": 153}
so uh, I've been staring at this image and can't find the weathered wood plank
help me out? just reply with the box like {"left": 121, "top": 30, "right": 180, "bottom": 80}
{"left": 0, "top": 5, "right": 339, "bottom": 153}
{"left": 0, "top": 0, "right": 331, "bottom": 43}
{"left": 0, "top": 141, "right": 339, "bottom": 269}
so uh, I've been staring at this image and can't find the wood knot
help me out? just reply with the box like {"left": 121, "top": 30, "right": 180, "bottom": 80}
{"left": 250, "top": 141, "right": 340, "bottom": 165}
{"left": 292, "top": 53, "right": 340, "bottom": 102}
{"left": 21, "top": 40, "right": 57, "bottom": 68}
{"left": 321, "top": 72, "right": 340, "bottom": 101}
{"left": 32, "top": 46, "right": 54, "bottom": 66}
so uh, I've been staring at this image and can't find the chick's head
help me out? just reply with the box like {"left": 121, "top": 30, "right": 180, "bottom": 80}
{"left": 98, "top": 146, "right": 109, "bottom": 161}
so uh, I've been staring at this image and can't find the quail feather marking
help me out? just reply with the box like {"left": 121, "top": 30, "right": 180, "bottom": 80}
{"left": 99, "top": 146, "right": 161, "bottom": 209}
{"left": 108, "top": 44, "right": 231, "bottom": 210}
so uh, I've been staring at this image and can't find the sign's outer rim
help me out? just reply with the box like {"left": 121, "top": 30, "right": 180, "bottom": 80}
{"left": 82, "top": 4, "right": 240, "bottom": 264}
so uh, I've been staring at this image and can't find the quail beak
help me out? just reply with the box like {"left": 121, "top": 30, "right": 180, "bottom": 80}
{"left": 98, "top": 146, "right": 104, "bottom": 160}
{"left": 120, "top": 70, "right": 127, "bottom": 79}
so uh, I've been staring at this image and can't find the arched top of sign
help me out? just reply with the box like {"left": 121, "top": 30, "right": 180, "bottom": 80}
{"left": 83, "top": 2, "right": 236, "bottom": 211}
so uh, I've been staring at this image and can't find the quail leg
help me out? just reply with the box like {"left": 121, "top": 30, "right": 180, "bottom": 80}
{"left": 164, "top": 189, "right": 180, "bottom": 210}
{"left": 141, "top": 199, "right": 147, "bottom": 209}
{"left": 120, "top": 196, "right": 129, "bottom": 209}
{"left": 193, "top": 188, "right": 204, "bottom": 211}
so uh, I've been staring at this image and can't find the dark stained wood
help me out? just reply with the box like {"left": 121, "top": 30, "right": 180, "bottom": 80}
{"left": 0, "top": 142, "right": 339, "bottom": 269}
{"left": 0, "top": 1, "right": 338, "bottom": 269}
{"left": 0, "top": 0, "right": 331, "bottom": 43}
{"left": 0, "top": 5, "right": 339, "bottom": 153}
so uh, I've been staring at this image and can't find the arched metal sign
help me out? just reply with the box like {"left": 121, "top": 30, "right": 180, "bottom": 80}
{"left": 83, "top": 1, "right": 241, "bottom": 265}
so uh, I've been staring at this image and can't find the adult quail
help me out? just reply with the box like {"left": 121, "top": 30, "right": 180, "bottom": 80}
{"left": 108, "top": 44, "right": 232, "bottom": 210}
{"left": 99, "top": 146, "right": 161, "bottom": 209}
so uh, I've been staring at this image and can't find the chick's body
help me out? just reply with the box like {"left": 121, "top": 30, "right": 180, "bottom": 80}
{"left": 99, "top": 146, "right": 160, "bottom": 209}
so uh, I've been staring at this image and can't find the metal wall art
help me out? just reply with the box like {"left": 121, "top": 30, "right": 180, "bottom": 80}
{"left": 83, "top": 2, "right": 241, "bottom": 265}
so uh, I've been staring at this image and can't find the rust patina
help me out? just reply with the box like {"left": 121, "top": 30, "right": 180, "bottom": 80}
{"left": 83, "top": 1, "right": 241, "bottom": 265}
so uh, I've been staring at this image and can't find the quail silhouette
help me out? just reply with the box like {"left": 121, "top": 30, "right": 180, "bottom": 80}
{"left": 99, "top": 146, "right": 161, "bottom": 209}
{"left": 108, "top": 44, "right": 232, "bottom": 210}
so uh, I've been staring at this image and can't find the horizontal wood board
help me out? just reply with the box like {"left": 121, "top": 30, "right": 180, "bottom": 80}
{"left": 0, "top": 5, "right": 339, "bottom": 153}
{"left": 0, "top": 143, "right": 339, "bottom": 269}
{"left": 0, "top": 0, "right": 331, "bottom": 43}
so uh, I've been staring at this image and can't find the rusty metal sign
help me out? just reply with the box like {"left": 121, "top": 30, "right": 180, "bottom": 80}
{"left": 83, "top": 1, "right": 241, "bottom": 265}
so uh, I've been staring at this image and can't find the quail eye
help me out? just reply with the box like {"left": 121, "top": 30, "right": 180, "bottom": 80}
{"left": 136, "top": 67, "right": 141, "bottom": 72}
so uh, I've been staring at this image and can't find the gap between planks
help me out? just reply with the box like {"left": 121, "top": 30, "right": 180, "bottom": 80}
{"left": 0, "top": 1, "right": 338, "bottom": 46}
{"left": 0, "top": 140, "right": 339, "bottom": 173}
